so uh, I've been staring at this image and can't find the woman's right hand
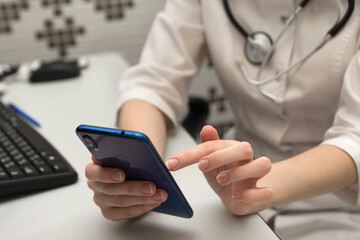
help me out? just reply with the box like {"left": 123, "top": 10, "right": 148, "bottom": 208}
{"left": 85, "top": 157, "right": 168, "bottom": 221}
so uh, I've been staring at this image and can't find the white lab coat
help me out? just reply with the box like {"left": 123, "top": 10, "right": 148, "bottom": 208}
{"left": 118, "top": 0, "right": 360, "bottom": 239}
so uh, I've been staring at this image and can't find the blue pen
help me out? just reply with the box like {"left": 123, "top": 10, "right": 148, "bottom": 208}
{"left": 8, "top": 103, "right": 41, "bottom": 128}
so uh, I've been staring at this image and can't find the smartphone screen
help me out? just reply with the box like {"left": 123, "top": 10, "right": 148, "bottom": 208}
{"left": 76, "top": 124, "right": 193, "bottom": 218}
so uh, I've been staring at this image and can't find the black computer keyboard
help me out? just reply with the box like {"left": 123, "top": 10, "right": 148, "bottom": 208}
{"left": 0, "top": 102, "right": 77, "bottom": 196}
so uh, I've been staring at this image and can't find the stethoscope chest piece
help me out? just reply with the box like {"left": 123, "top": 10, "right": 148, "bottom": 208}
{"left": 244, "top": 31, "right": 273, "bottom": 65}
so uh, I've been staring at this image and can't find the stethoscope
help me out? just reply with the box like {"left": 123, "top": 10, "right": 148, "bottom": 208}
{"left": 223, "top": 0, "right": 355, "bottom": 103}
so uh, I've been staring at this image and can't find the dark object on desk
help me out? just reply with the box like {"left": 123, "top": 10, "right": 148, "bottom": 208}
{"left": 182, "top": 96, "right": 210, "bottom": 139}
{"left": 29, "top": 60, "right": 80, "bottom": 83}
{"left": 0, "top": 65, "right": 19, "bottom": 82}
{"left": 0, "top": 101, "right": 78, "bottom": 196}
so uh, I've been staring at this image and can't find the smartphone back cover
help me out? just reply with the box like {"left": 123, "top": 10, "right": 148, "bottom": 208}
{"left": 76, "top": 125, "right": 193, "bottom": 218}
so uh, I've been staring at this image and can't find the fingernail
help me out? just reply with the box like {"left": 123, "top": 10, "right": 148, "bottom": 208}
{"left": 141, "top": 183, "right": 154, "bottom": 194}
{"left": 153, "top": 191, "right": 164, "bottom": 201}
{"left": 198, "top": 159, "right": 210, "bottom": 171}
{"left": 217, "top": 172, "right": 229, "bottom": 184}
{"left": 233, "top": 191, "right": 242, "bottom": 199}
{"left": 166, "top": 158, "right": 179, "bottom": 170}
{"left": 111, "top": 171, "right": 123, "bottom": 181}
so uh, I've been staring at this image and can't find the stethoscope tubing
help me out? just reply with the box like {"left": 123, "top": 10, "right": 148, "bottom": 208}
{"left": 223, "top": 0, "right": 354, "bottom": 41}
{"left": 223, "top": 0, "right": 311, "bottom": 40}
{"left": 328, "top": 0, "right": 354, "bottom": 36}
{"left": 224, "top": 0, "right": 354, "bottom": 103}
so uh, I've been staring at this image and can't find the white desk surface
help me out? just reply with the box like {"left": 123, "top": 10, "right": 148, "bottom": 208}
{"left": 0, "top": 53, "right": 278, "bottom": 240}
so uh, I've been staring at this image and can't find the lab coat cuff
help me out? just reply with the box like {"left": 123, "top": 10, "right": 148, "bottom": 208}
{"left": 321, "top": 137, "right": 360, "bottom": 206}
{"left": 116, "top": 88, "right": 178, "bottom": 131}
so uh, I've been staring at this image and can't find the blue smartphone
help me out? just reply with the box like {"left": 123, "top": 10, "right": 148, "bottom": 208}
{"left": 76, "top": 124, "right": 193, "bottom": 218}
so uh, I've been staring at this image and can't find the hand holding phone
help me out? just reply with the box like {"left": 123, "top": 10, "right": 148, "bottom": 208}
{"left": 77, "top": 125, "right": 193, "bottom": 219}
{"left": 85, "top": 157, "right": 168, "bottom": 220}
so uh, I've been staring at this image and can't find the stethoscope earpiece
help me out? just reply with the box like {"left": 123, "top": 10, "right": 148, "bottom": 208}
{"left": 244, "top": 32, "right": 273, "bottom": 65}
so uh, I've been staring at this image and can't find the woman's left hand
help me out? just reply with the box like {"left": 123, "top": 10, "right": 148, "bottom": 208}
{"left": 166, "top": 125, "right": 273, "bottom": 215}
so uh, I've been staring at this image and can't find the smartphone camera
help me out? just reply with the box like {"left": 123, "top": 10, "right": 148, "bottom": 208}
{"left": 82, "top": 135, "right": 98, "bottom": 151}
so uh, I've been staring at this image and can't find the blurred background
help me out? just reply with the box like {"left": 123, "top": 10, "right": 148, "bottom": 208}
{"left": 0, "top": 0, "right": 234, "bottom": 139}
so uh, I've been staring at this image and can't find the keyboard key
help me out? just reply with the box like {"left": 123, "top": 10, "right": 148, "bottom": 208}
{"left": 32, "top": 158, "right": 46, "bottom": 166}
{"left": 4, "top": 161, "right": 16, "bottom": 169}
{"left": 0, "top": 171, "right": 9, "bottom": 180}
{"left": 41, "top": 151, "right": 60, "bottom": 163}
{"left": 17, "top": 158, "right": 30, "bottom": 166}
{"left": 8, "top": 167, "right": 25, "bottom": 179}
{"left": 50, "top": 162, "right": 68, "bottom": 173}
{"left": 21, "top": 166, "right": 39, "bottom": 177}
{"left": 46, "top": 155, "right": 58, "bottom": 162}
{"left": 0, "top": 156, "right": 12, "bottom": 164}
{"left": 38, "top": 165, "right": 53, "bottom": 175}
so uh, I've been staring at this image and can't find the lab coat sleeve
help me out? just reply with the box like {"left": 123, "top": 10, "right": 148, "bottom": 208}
{"left": 117, "top": 0, "right": 206, "bottom": 128}
{"left": 322, "top": 50, "right": 360, "bottom": 206}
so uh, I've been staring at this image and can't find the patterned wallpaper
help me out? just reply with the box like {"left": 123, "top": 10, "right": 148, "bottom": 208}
{"left": 0, "top": 0, "right": 150, "bottom": 63}
{"left": 0, "top": 0, "right": 234, "bottom": 138}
